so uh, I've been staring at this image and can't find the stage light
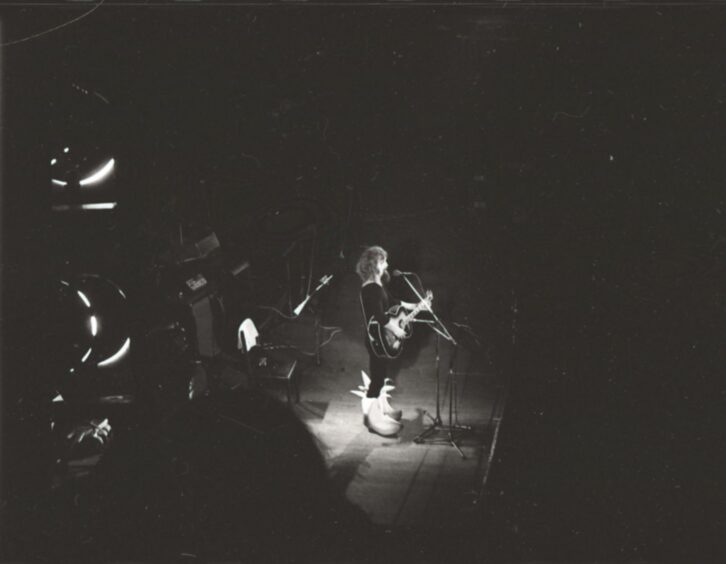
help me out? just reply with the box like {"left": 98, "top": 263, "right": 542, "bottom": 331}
{"left": 54, "top": 275, "right": 130, "bottom": 376}
{"left": 81, "top": 202, "right": 117, "bottom": 210}
{"left": 52, "top": 202, "right": 118, "bottom": 211}
{"left": 50, "top": 83, "right": 120, "bottom": 213}
{"left": 77, "top": 290, "right": 91, "bottom": 308}
{"left": 79, "top": 157, "right": 115, "bottom": 186}
{"left": 97, "top": 337, "right": 130, "bottom": 367}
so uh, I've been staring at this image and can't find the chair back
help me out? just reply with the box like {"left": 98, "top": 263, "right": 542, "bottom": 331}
{"left": 237, "top": 318, "right": 260, "bottom": 354}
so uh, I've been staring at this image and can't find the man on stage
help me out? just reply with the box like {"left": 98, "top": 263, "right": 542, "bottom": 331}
{"left": 354, "top": 245, "right": 415, "bottom": 436}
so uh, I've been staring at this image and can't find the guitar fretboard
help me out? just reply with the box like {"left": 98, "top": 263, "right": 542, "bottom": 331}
{"left": 401, "top": 296, "right": 430, "bottom": 326}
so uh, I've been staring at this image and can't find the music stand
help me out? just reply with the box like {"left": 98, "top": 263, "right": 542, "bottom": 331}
{"left": 401, "top": 274, "right": 474, "bottom": 458}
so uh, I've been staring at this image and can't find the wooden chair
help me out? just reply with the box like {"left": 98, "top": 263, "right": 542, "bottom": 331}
{"left": 237, "top": 319, "right": 300, "bottom": 405}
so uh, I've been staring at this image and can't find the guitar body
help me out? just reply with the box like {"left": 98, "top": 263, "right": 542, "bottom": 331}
{"left": 384, "top": 305, "right": 415, "bottom": 344}
{"left": 366, "top": 306, "right": 415, "bottom": 359}
{"left": 366, "top": 319, "right": 402, "bottom": 359}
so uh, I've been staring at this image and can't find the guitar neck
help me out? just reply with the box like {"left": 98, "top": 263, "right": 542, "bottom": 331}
{"left": 402, "top": 298, "right": 429, "bottom": 324}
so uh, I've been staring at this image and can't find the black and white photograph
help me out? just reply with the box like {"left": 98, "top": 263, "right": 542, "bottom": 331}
{"left": 1, "top": 1, "right": 725, "bottom": 562}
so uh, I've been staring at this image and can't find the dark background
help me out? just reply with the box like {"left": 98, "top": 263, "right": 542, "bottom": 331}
{"left": 2, "top": 3, "right": 726, "bottom": 561}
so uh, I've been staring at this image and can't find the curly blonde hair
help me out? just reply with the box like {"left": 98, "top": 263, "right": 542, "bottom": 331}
{"left": 355, "top": 246, "right": 387, "bottom": 281}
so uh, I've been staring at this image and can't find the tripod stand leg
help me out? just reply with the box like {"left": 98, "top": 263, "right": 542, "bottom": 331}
{"left": 447, "top": 427, "right": 466, "bottom": 459}
{"left": 450, "top": 438, "right": 465, "bottom": 459}
{"left": 413, "top": 419, "right": 440, "bottom": 443}
{"left": 413, "top": 429, "right": 435, "bottom": 444}
{"left": 423, "top": 410, "right": 440, "bottom": 425}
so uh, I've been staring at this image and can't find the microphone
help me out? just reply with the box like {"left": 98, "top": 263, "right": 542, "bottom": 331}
{"left": 391, "top": 269, "right": 414, "bottom": 277}
{"left": 293, "top": 299, "right": 308, "bottom": 317}
{"left": 293, "top": 274, "right": 334, "bottom": 316}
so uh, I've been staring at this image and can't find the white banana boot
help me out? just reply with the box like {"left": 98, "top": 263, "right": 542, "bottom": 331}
{"left": 351, "top": 371, "right": 402, "bottom": 437}
{"left": 351, "top": 371, "right": 375, "bottom": 421}
{"left": 378, "top": 382, "right": 402, "bottom": 422}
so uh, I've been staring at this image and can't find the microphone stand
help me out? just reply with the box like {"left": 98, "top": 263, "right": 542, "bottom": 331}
{"left": 292, "top": 274, "right": 333, "bottom": 365}
{"left": 397, "top": 273, "right": 455, "bottom": 345}
{"left": 399, "top": 274, "right": 469, "bottom": 458}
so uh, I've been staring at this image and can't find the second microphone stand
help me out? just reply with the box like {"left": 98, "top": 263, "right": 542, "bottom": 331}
{"left": 292, "top": 274, "right": 333, "bottom": 366}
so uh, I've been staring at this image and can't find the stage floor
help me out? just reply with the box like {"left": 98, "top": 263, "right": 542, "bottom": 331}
{"left": 267, "top": 209, "right": 507, "bottom": 531}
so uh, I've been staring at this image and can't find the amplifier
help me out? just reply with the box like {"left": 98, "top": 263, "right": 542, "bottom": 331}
{"left": 189, "top": 294, "right": 221, "bottom": 358}
{"left": 161, "top": 263, "right": 217, "bottom": 306}
{"left": 171, "top": 231, "right": 221, "bottom": 265}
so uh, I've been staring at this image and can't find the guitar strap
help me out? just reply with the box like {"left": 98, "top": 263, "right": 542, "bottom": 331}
{"left": 359, "top": 291, "right": 369, "bottom": 331}
{"left": 360, "top": 285, "right": 391, "bottom": 357}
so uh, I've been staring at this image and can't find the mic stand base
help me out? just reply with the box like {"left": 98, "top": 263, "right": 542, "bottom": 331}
{"left": 413, "top": 420, "right": 467, "bottom": 459}
{"left": 423, "top": 410, "right": 441, "bottom": 426}
{"left": 414, "top": 328, "right": 480, "bottom": 459}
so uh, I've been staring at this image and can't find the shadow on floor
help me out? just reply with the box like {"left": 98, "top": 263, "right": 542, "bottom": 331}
{"left": 7, "top": 389, "right": 379, "bottom": 563}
